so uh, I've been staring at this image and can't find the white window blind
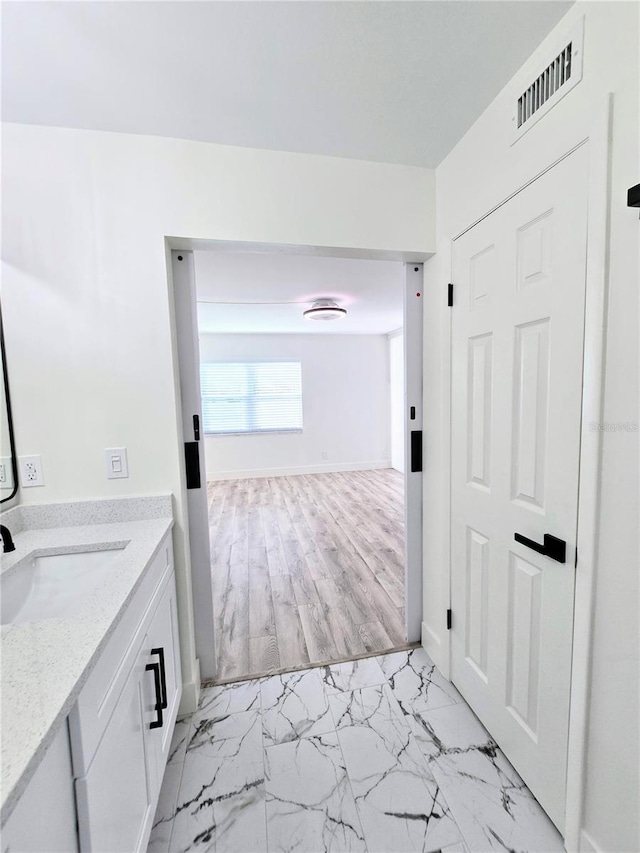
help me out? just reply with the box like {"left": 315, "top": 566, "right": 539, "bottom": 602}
{"left": 200, "top": 362, "right": 303, "bottom": 435}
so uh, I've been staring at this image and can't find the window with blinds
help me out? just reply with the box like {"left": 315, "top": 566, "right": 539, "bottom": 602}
{"left": 200, "top": 361, "right": 303, "bottom": 435}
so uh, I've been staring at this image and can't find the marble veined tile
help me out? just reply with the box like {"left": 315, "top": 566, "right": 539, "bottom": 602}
{"left": 329, "top": 679, "right": 436, "bottom": 767}
{"left": 195, "top": 678, "right": 261, "bottom": 721}
{"left": 417, "top": 704, "right": 564, "bottom": 852}
{"left": 169, "top": 710, "right": 265, "bottom": 853}
{"left": 332, "top": 685, "right": 462, "bottom": 852}
{"left": 329, "top": 682, "right": 410, "bottom": 744}
{"left": 212, "top": 783, "right": 267, "bottom": 853}
{"left": 190, "top": 703, "right": 263, "bottom": 746}
{"left": 409, "top": 700, "right": 492, "bottom": 760}
{"left": 168, "top": 719, "right": 192, "bottom": 764}
{"left": 377, "top": 648, "right": 462, "bottom": 715}
{"left": 321, "top": 657, "right": 387, "bottom": 695}
{"left": 261, "top": 668, "right": 334, "bottom": 746}
{"left": 148, "top": 720, "right": 191, "bottom": 853}
{"left": 265, "top": 732, "right": 366, "bottom": 852}
{"left": 150, "top": 662, "right": 561, "bottom": 853}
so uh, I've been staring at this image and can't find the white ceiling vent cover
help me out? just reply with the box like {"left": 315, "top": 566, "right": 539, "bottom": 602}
{"left": 512, "top": 17, "right": 584, "bottom": 143}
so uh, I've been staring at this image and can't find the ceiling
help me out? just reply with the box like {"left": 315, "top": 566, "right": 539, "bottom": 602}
{"left": 194, "top": 252, "right": 403, "bottom": 335}
{"left": 2, "top": 1, "right": 572, "bottom": 168}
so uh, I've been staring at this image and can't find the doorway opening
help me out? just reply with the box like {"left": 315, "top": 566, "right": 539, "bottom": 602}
{"left": 171, "top": 242, "right": 425, "bottom": 685}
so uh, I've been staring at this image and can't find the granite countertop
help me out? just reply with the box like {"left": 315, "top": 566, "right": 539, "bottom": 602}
{"left": 0, "top": 496, "right": 174, "bottom": 823}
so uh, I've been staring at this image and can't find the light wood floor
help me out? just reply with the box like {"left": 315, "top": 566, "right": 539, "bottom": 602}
{"left": 208, "top": 469, "right": 406, "bottom": 681}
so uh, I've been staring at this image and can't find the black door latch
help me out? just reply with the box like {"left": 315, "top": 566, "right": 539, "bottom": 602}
{"left": 514, "top": 532, "right": 566, "bottom": 564}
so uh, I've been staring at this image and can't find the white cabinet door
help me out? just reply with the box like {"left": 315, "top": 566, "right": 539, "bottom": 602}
{"left": 144, "top": 573, "right": 182, "bottom": 800}
{"left": 75, "top": 652, "right": 155, "bottom": 853}
{"left": 450, "top": 145, "right": 588, "bottom": 831}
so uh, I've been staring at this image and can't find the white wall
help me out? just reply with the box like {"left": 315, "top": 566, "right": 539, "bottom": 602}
{"left": 1, "top": 123, "right": 434, "bottom": 710}
{"left": 422, "top": 3, "right": 638, "bottom": 851}
{"left": 388, "top": 331, "right": 404, "bottom": 473}
{"left": 200, "top": 333, "right": 391, "bottom": 478}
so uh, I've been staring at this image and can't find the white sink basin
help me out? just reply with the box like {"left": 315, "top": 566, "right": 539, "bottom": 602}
{"left": 1, "top": 548, "right": 125, "bottom": 626}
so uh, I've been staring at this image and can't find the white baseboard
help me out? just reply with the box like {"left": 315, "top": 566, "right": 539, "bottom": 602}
{"left": 422, "top": 620, "right": 445, "bottom": 669}
{"left": 178, "top": 659, "right": 201, "bottom": 716}
{"left": 207, "top": 460, "right": 392, "bottom": 481}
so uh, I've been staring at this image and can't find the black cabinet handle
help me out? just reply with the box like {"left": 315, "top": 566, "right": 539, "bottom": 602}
{"left": 145, "top": 662, "right": 164, "bottom": 729}
{"left": 514, "top": 532, "right": 566, "bottom": 564}
{"left": 151, "top": 647, "right": 168, "bottom": 710}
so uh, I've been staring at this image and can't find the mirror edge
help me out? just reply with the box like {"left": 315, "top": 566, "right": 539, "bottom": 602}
{"left": 0, "top": 302, "right": 19, "bottom": 505}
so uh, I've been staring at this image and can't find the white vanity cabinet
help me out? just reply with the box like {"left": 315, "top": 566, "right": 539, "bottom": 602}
{"left": 1, "top": 531, "right": 181, "bottom": 853}
{"left": 69, "top": 530, "right": 182, "bottom": 853}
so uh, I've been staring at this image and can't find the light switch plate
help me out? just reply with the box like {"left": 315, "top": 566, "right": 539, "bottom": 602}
{"left": 105, "top": 447, "right": 129, "bottom": 479}
{"left": 19, "top": 455, "right": 45, "bottom": 487}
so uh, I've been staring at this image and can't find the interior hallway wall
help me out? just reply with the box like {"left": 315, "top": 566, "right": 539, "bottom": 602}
{"left": 422, "top": 3, "right": 639, "bottom": 850}
{"left": 1, "top": 123, "right": 434, "bottom": 711}
{"left": 200, "top": 333, "right": 391, "bottom": 479}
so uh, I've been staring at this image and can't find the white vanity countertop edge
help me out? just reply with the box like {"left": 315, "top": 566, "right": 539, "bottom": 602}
{"left": 0, "top": 516, "right": 174, "bottom": 824}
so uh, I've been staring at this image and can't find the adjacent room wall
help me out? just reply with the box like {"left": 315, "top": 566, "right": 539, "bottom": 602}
{"left": 422, "top": 3, "right": 638, "bottom": 851}
{"left": 1, "top": 124, "right": 434, "bottom": 711}
{"left": 388, "top": 331, "right": 404, "bottom": 473}
{"left": 200, "top": 333, "right": 391, "bottom": 479}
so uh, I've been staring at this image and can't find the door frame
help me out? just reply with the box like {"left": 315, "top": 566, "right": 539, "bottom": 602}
{"left": 167, "top": 239, "right": 431, "bottom": 679}
{"left": 404, "top": 263, "right": 424, "bottom": 642}
{"left": 170, "top": 250, "right": 217, "bottom": 682}
{"left": 441, "top": 97, "right": 612, "bottom": 849}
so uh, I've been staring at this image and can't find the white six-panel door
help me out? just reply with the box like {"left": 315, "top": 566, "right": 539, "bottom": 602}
{"left": 450, "top": 145, "right": 589, "bottom": 831}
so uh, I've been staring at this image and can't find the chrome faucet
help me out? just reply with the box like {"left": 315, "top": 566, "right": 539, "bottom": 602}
{"left": 0, "top": 524, "right": 15, "bottom": 553}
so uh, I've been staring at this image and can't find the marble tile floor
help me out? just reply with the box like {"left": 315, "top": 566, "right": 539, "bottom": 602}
{"left": 148, "top": 648, "right": 565, "bottom": 853}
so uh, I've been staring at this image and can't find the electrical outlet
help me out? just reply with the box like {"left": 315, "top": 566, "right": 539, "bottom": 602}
{"left": 0, "top": 457, "right": 13, "bottom": 490}
{"left": 19, "top": 455, "right": 45, "bottom": 487}
{"left": 321, "top": 451, "right": 328, "bottom": 460}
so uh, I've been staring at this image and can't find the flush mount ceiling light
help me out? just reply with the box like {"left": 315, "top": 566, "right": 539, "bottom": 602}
{"left": 303, "top": 298, "right": 347, "bottom": 321}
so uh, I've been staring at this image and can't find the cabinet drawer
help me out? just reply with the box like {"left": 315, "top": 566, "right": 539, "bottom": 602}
{"left": 69, "top": 534, "right": 173, "bottom": 776}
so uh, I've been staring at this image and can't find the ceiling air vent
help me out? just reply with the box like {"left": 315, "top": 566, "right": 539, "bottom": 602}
{"left": 512, "top": 17, "right": 584, "bottom": 143}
